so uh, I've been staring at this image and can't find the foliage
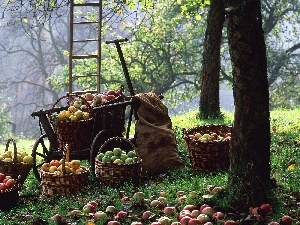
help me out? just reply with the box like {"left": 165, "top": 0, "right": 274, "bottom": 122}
{"left": 0, "top": 95, "right": 12, "bottom": 142}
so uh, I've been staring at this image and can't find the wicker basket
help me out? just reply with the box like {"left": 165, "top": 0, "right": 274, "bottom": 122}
{"left": 95, "top": 137, "right": 142, "bottom": 185}
{"left": 50, "top": 94, "right": 94, "bottom": 152}
{"left": 182, "top": 124, "right": 232, "bottom": 173}
{"left": 40, "top": 164, "right": 90, "bottom": 197}
{"left": 0, "top": 138, "right": 33, "bottom": 186}
{"left": 0, "top": 178, "right": 21, "bottom": 211}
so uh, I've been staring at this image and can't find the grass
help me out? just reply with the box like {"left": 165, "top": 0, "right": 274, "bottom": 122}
{"left": 0, "top": 108, "right": 300, "bottom": 225}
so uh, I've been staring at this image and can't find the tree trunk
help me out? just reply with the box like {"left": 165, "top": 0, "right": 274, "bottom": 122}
{"left": 199, "top": 0, "right": 225, "bottom": 119}
{"left": 226, "top": 0, "right": 271, "bottom": 207}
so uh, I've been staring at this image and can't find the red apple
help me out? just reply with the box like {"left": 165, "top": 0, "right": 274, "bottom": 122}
{"left": 116, "top": 210, "right": 127, "bottom": 218}
{"left": 0, "top": 173, "right": 5, "bottom": 182}
{"left": 183, "top": 204, "right": 196, "bottom": 211}
{"left": 163, "top": 206, "right": 176, "bottom": 216}
{"left": 88, "top": 200, "right": 98, "bottom": 208}
{"left": 107, "top": 221, "right": 121, "bottom": 225}
{"left": 85, "top": 92, "right": 93, "bottom": 101}
{"left": 212, "top": 211, "right": 224, "bottom": 220}
{"left": 5, "top": 178, "right": 16, "bottom": 188}
{"left": 142, "top": 211, "right": 152, "bottom": 220}
{"left": 131, "top": 222, "right": 143, "bottom": 225}
{"left": 211, "top": 186, "right": 223, "bottom": 194}
{"left": 190, "top": 210, "right": 201, "bottom": 218}
{"left": 106, "top": 95, "right": 116, "bottom": 101}
{"left": 203, "top": 222, "right": 213, "bottom": 225}
{"left": 199, "top": 204, "right": 210, "bottom": 212}
{"left": 281, "top": 215, "right": 293, "bottom": 225}
{"left": 68, "top": 209, "right": 81, "bottom": 217}
{"left": 224, "top": 220, "right": 237, "bottom": 225}
{"left": 188, "top": 218, "right": 201, "bottom": 225}
{"left": 260, "top": 203, "right": 272, "bottom": 214}
{"left": 180, "top": 216, "right": 192, "bottom": 225}
{"left": 0, "top": 183, "right": 8, "bottom": 191}
{"left": 251, "top": 207, "right": 260, "bottom": 215}
{"left": 107, "top": 90, "right": 116, "bottom": 96}
{"left": 150, "top": 222, "right": 162, "bottom": 225}
{"left": 50, "top": 214, "right": 62, "bottom": 221}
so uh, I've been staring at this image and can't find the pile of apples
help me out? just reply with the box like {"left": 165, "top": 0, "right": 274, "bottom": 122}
{"left": 0, "top": 172, "right": 17, "bottom": 191}
{"left": 96, "top": 147, "right": 138, "bottom": 165}
{"left": 80, "top": 89, "right": 122, "bottom": 108}
{"left": 0, "top": 150, "right": 33, "bottom": 164}
{"left": 41, "top": 159, "right": 86, "bottom": 175}
{"left": 188, "top": 132, "right": 231, "bottom": 143}
{"left": 55, "top": 105, "right": 91, "bottom": 123}
{"left": 50, "top": 189, "right": 294, "bottom": 225}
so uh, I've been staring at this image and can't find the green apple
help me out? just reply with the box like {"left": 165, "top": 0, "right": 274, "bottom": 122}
{"left": 127, "top": 150, "right": 136, "bottom": 158}
{"left": 102, "top": 156, "right": 111, "bottom": 163}
{"left": 120, "top": 154, "right": 128, "bottom": 162}
{"left": 113, "top": 148, "right": 122, "bottom": 156}
{"left": 124, "top": 158, "right": 133, "bottom": 164}
{"left": 111, "top": 155, "right": 118, "bottom": 162}
{"left": 104, "top": 151, "right": 114, "bottom": 157}
{"left": 97, "top": 153, "right": 105, "bottom": 161}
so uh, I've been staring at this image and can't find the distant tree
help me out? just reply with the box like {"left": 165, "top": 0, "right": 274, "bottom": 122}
{"left": 226, "top": 0, "right": 271, "bottom": 207}
{"left": 199, "top": 0, "right": 225, "bottom": 119}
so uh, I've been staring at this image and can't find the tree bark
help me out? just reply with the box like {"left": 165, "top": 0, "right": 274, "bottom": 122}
{"left": 199, "top": 0, "right": 225, "bottom": 119}
{"left": 226, "top": 0, "right": 271, "bottom": 207}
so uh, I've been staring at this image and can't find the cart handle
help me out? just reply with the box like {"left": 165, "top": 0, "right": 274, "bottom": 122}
{"left": 105, "top": 38, "right": 135, "bottom": 97}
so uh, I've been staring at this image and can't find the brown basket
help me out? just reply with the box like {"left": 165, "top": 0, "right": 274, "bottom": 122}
{"left": 182, "top": 124, "right": 232, "bottom": 173}
{"left": 95, "top": 137, "right": 142, "bottom": 185}
{"left": 40, "top": 165, "right": 90, "bottom": 197}
{"left": 50, "top": 94, "right": 94, "bottom": 152}
{"left": 0, "top": 138, "right": 33, "bottom": 186}
{"left": 0, "top": 177, "right": 21, "bottom": 211}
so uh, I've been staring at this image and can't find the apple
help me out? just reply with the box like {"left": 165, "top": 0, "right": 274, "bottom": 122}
{"left": 73, "top": 100, "right": 82, "bottom": 109}
{"left": 164, "top": 207, "right": 176, "bottom": 216}
{"left": 0, "top": 173, "right": 6, "bottom": 182}
{"left": 178, "top": 210, "right": 192, "bottom": 220}
{"left": 68, "top": 209, "right": 81, "bottom": 217}
{"left": 5, "top": 178, "right": 16, "bottom": 188}
{"left": 260, "top": 203, "right": 272, "bottom": 214}
{"left": 281, "top": 215, "right": 293, "bottom": 225}
{"left": 85, "top": 92, "right": 94, "bottom": 101}
{"left": 23, "top": 155, "right": 33, "bottom": 164}
{"left": 176, "top": 195, "right": 187, "bottom": 203}
{"left": 196, "top": 214, "right": 210, "bottom": 223}
{"left": 83, "top": 203, "right": 96, "bottom": 214}
{"left": 2, "top": 176, "right": 12, "bottom": 184}
{"left": 150, "top": 222, "right": 162, "bottom": 225}
{"left": 212, "top": 211, "right": 224, "bottom": 220}
{"left": 157, "top": 196, "right": 167, "bottom": 204}
{"left": 131, "top": 222, "right": 143, "bottom": 225}
{"left": 177, "top": 190, "right": 185, "bottom": 196}
{"left": 107, "top": 221, "right": 121, "bottom": 225}
{"left": 188, "top": 218, "right": 201, "bottom": 225}
{"left": 224, "top": 220, "right": 237, "bottom": 225}
{"left": 190, "top": 210, "right": 201, "bottom": 218}
{"left": 253, "top": 213, "right": 264, "bottom": 222}
{"left": 106, "top": 95, "right": 116, "bottom": 101}
{"left": 49, "top": 160, "right": 60, "bottom": 167}
{"left": 268, "top": 222, "right": 280, "bottom": 225}
{"left": 94, "top": 211, "right": 108, "bottom": 221}
{"left": 199, "top": 204, "right": 210, "bottom": 212}
{"left": 106, "top": 205, "right": 117, "bottom": 214}
{"left": 49, "top": 166, "right": 57, "bottom": 173}
{"left": 70, "top": 160, "right": 81, "bottom": 170}
{"left": 74, "top": 110, "right": 83, "bottom": 119}
{"left": 183, "top": 204, "right": 196, "bottom": 211}
{"left": 203, "top": 223, "right": 213, "bottom": 225}
{"left": 150, "top": 199, "right": 164, "bottom": 209}
{"left": 93, "top": 94, "right": 102, "bottom": 104}
{"left": 158, "top": 216, "right": 172, "bottom": 225}
{"left": 180, "top": 216, "right": 192, "bottom": 225}
{"left": 211, "top": 186, "right": 223, "bottom": 194}
{"left": 0, "top": 183, "right": 8, "bottom": 191}
{"left": 116, "top": 210, "right": 127, "bottom": 218}
{"left": 142, "top": 210, "right": 152, "bottom": 220}
{"left": 201, "top": 206, "right": 214, "bottom": 218}
{"left": 50, "top": 214, "right": 62, "bottom": 221}
{"left": 251, "top": 207, "right": 260, "bottom": 215}
{"left": 88, "top": 200, "right": 98, "bottom": 208}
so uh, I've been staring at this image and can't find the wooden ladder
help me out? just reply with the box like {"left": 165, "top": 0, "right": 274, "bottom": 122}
{"left": 68, "top": 0, "right": 102, "bottom": 94}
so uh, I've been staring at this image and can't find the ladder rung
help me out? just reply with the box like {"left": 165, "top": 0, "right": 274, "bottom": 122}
{"left": 72, "top": 55, "right": 98, "bottom": 59}
{"left": 73, "top": 74, "right": 98, "bottom": 77}
{"left": 74, "top": 3, "right": 100, "bottom": 7}
{"left": 73, "top": 21, "right": 99, "bottom": 24}
{"left": 73, "top": 39, "right": 98, "bottom": 42}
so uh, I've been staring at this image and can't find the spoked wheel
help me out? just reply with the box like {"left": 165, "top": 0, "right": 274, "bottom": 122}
{"left": 32, "top": 134, "right": 53, "bottom": 181}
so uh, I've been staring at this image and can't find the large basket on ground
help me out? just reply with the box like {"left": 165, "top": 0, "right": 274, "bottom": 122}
{"left": 50, "top": 94, "right": 94, "bottom": 152}
{"left": 40, "top": 163, "right": 90, "bottom": 197}
{"left": 182, "top": 124, "right": 232, "bottom": 173}
{"left": 0, "top": 138, "right": 33, "bottom": 186}
{"left": 95, "top": 137, "right": 142, "bottom": 185}
{"left": 0, "top": 178, "right": 21, "bottom": 211}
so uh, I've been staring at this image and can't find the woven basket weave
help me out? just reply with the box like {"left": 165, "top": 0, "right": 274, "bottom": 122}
{"left": 40, "top": 165, "right": 90, "bottom": 197}
{"left": 50, "top": 94, "right": 94, "bottom": 152}
{"left": 95, "top": 137, "right": 141, "bottom": 185}
{"left": 182, "top": 124, "right": 231, "bottom": 173}
{"left": 0, "top": 138, "right": 33, "bottom": 186}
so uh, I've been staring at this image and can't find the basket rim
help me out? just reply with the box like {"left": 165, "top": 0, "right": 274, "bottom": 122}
{"left": 40, "top": 165, "right": 89, "bottom": 177}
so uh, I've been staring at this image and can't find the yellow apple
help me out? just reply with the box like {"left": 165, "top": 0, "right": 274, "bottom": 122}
{"left": 70, "top": 160, "right": 81, "bottom": 170}
{"left": 23, "top": 155, "right": 33, "bottom": 164}
{"left": 74, "top": 110, "right": 83, "bottom": 119}
{"left": 49, "top": 166, "right": 58, "bottom": 173}
{"left": 5, "top": 151, "right": 13, "bottom": 158}
{"left": 41, "top": 163, "right": 50, "bottom": 172}
{"left": 68, "top": 106, "right": 77, "bottom": 113}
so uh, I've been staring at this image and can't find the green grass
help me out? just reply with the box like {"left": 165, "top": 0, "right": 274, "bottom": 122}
{"left": 1, "top": 108, "right": 300, "bottom": 224}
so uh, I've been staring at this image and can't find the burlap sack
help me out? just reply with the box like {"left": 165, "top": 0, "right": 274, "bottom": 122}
{"left": 133, "top": 92, "right": 184, "bottom": 175}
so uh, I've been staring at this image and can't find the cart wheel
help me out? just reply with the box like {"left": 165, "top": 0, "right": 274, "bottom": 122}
{"left": 90, "top": 129, "right": 121, "bottom": 175}
{"left": 31, "top": 134, "right": 53, "bottom": 181}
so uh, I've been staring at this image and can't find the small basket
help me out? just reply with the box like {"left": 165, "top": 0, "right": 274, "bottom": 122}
{"left": 182, "top": 124, "right": 231, "bottom": 173}
{"left": 95, "top": 137, "right": 142, "bottom": 185}
{"left": 0, "top": 178, "right": 21, "bottom": 211}
{"left": 40, "top": 164, "right": 90, "bottom": 197}
{"left": 50, "top": 94, "right": 94, "bottom": 152}
{"left": 0, "top": 138, "right": 33, "bottom": 186}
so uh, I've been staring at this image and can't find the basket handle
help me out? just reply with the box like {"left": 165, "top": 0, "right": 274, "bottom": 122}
{"left": 98, "top": 136, "right": 137, "bottom": 156}
{"left": 49, "top": 94, "right": 93, "bottom": 126}
{"left": 5, "top": 138, "right": 18, "bottom": 162}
